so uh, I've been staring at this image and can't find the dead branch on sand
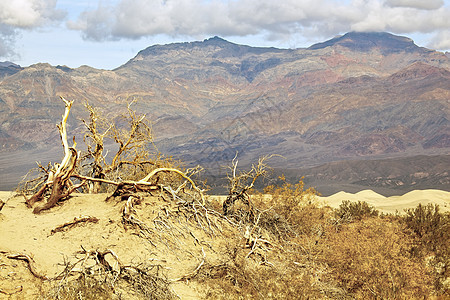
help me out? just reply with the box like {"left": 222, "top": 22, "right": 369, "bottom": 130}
{"left": 50, "top": 216, "right": 99, "bottom": 235}
{"left": 106, "top": 167, "right": 205, "bottom": 204}
{"left": 6, "top": 247, "right": 174, "bottom": 299}
{"left": 67, "top": 247, "right": 174, "bottom": 299}
{"left": 7, "top": 253, "right": 49, "bottom": 280}
{"left": 0, "top": 286, "right": 23, "bottom": 295}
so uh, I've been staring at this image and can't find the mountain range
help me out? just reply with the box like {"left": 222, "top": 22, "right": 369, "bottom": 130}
{"left": 0, "top": 32, "right": 449, "bottom": 194}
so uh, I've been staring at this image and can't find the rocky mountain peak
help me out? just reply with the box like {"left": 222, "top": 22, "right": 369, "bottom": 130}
{"left": 202, "top": 36, "right": 230, "bottom": 45}
{"left": 123, "top": 35, "right": 286, "bottom": 67}
{"left": 129, "top": 36, "right": 237, "bottom": 59}
{"left": 309, "top": 31, "right": 427, "bottom": 54}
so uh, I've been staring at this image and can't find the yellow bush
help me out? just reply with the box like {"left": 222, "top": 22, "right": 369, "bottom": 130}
{"left": 318, "top": 218, "right": 433, "bottom": 299}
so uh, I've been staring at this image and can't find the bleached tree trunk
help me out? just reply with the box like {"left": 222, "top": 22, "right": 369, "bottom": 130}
{"left": 26, "top": 97, "right": 83, "bottom": 213}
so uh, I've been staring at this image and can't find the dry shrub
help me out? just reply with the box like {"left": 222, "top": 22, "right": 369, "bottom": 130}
{"left": 196, "top": 176, "right": 332, "bottom": 298}
{"left": 263, "top": 176, "right": 318, "bottom": 220}
{"left": 334, "top": 200, "right": 379, "bottom": 222}
{"left": 118, "top": 265, "right": 174, "bottom": 299}
{"left": 41, "top": 254, "right": 174, "bottom": 300}
{"left": 403, "top": 203, "right": 449, "bottom": 255}
{"left": 254, "top": 176, "right": 324, "bottom": 238}
{"left": 403, "top": 203, "right": 450, "bottom": 295}
{"left": 44, "top": 274, "right": 114, "bottom": 300}
{"left": 201, "top": 263, "right": 321, "bottom": 300}
{"left": 318, "top": 217, "right": 433, "bottom": 299}
{"left": 198, "top": 236, "right": 322, "bottom": 299}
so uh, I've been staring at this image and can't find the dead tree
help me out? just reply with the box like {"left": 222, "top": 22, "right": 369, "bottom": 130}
{"left": 81, "top": 102, "right": 109, "bottom": 193}
{"left": 26, "top": 97, "right": 85, "bottom": 214}
{"left": 23, "top": 97, "right": 205, "bottom": 213}
{"left": 223, "top": 154, "right": 272, "bottom": 216}
{"left": 81, "top": 100, "right": 156, "bottom": 193}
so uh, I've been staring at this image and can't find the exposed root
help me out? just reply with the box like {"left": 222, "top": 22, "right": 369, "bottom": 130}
{"left": 7, "top": 253, "right": 49, "bottom": 280}
{"left": 105, "top": 167, "right": 205, "bottom": 205}
{"left": 139, "top": 167, "right": 205, "bottom": 205}
{"left": 0, "top": 286, "right": 23, "bottom": 295}
{"left": 121, "top": 196, "right": 157, "bottom": 247}
{"left": 50, "top": 216, "right": 100, "bottom": 235}
{"left": 171, "top": 247, "right": 206, "bottom": 282}
{"left": 54, "top": 247, "right": 176, "bottom": 299}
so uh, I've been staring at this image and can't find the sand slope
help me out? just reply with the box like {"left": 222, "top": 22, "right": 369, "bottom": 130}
{"left": 318, "top": 189, "right": 450, "bottom": 214}
{"left": 0, "top": 192, "right": 231, "bottom": 299}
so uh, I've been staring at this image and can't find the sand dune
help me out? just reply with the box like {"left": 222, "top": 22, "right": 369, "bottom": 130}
{"left": 318, "top": 189, "right": 450, "bottom": 214}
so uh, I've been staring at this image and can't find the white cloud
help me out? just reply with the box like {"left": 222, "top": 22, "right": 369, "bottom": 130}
{"left": 0, "top": 0, "right": 65, "bottom": 59}
{"left": 67, "top": 0, "right": 359, "bottom": 41}
{"left": 351, "top": 1, "right": 450, "bottom": 34}
{"left": 0, "top": 0, "right": 65, "bottom": 28}
{"left": 0, "top": 24, "right": 17, "bottom": 58}
{"left": 67, "top": 4, "right": 117, "bottom": 41}
{"left": 66, "top": 0, "right": 450, "bottom": 51}
{"left": 4, "top": 0, "right": 449, "bottom": 60}
{"left": 428, "top": 30, "right": 450, "bottom": 50}
{"left": 386, "top": 0, "right": 444, "bottom": 10}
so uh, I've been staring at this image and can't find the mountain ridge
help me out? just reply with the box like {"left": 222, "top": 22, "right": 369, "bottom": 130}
{"left": 0, "top": 32, "right": 449, "bottom": 193}
{"left": 128, "top": 36, "right": 287, "bottom": 61}
{"left": 308, "top": 31, "right": 430, "bottom": 54}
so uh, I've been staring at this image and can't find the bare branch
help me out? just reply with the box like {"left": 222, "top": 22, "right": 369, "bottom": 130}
{"left": 223, "top": 154, "right": 274, "bottom": 216}
{"left": 139, "top": 167, "right": 205, "bottom": 205}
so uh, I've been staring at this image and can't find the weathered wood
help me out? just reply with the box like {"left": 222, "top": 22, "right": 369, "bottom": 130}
{"left": 28, "top": 97, "right": 79, "bottom": 214}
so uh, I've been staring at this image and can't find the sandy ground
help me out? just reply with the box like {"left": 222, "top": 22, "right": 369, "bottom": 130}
{"left": 0, "top": 191, "right": 232, "bottom": 299}
{"left": 317, "top": 189, "right": 450, "bottom": 214}
{"left": 0, "top": 189, "right": 449, "bottom": 298}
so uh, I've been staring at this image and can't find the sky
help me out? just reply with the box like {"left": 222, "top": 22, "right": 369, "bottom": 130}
{"left": 1, "top": 0, "right": 449, "bottom": 70}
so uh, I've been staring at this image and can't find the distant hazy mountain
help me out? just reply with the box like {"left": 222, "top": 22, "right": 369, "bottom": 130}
{"left": 0, "top": 32, "right": 449, "bottom": 193}
{"left": 0, "top": 61, "right": 22, "bottom": 78}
